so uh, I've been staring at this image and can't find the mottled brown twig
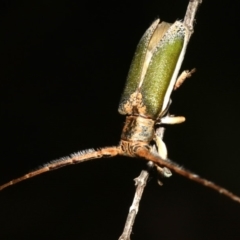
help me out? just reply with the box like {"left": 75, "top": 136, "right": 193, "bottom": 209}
{"left": 184, "top": 0, "right": 202, "bottom": 32}
{"left": 118, "top": 162, "right": 155, "bottom": 240}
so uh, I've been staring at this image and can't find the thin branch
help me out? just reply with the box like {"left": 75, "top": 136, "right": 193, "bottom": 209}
{"left": 0, "top": 146, "right": 119, "bottom": 191}
{"left": 118, "top": 126, "right": 168, "bottom": 240}
{"left": 118, "top": 162, "right": 155, "bottom": 240}
{"left": 184, "top": 0, "right": 202, "bottom": 32}
{"left": 136, "top": 147, "right": 240, "bottom": 204}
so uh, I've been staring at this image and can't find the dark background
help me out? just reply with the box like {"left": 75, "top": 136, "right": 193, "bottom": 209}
{"left": 1, "top": 0, "right": 240, "bottom": 239}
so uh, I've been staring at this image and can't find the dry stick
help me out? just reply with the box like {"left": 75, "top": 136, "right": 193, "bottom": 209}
{"left": 184, "top": 0, "right": 202, "bottom": 32}
{"left": 119, "top": 124, "right": 169, "bottom": 240}
{"left": 118, "top": 125, "right": 171, "bottom": 240}
{"left": 182, "top": 0, "right": 202, "bottom": 54}
{"left": 118, "top": 125, "right": 169, "bottom": 240}
{"left": 118, "top": 162, "right": 155, "bottom": 240}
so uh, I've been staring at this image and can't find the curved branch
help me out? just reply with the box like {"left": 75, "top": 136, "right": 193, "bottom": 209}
{"left": 184, "top": 0, "right": 202, "bottom": 32}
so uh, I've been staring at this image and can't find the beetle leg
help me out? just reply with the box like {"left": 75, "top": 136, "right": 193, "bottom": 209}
{"left": 161, "top": 115, "right": 186, "bottom": 124}
{"left": 174, "top": 68, "right": 196, "bottom": 90}
{"left": 153, "top": 127, "right": 172, "bottom": 185}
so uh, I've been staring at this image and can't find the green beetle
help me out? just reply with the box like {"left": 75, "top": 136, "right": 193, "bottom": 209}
{"left": 118, "top": 19, "right": 190, "bottom": 160}
{"left": 1, "top": 12, "right": 240, "bottom": 204}
{"left": 119, "top": 19, "right": 189, "bottom": 119}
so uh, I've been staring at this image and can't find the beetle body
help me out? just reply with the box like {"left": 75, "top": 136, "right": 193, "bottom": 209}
{"left": 119, "top": 19, "right": 189, "bottom": 150}
{"left": 118, "top": 19, "right": 188, "bottom": 120}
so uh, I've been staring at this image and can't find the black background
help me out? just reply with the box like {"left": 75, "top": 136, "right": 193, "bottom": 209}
{"left": 1, "top": 0, "right": 240, "bottom": 239}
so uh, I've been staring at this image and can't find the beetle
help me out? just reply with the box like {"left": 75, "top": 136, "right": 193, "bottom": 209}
{"left": 1, "top": 12, "right": 239, "bottom": 204}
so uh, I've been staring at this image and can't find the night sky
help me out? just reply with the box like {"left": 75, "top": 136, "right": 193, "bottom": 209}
{"left": 1, "top": 0, "right": 240, "bottom": 239}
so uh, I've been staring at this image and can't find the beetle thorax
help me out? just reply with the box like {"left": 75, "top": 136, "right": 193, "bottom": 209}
{"left": 121, "top": 116, "right": 155, "bottom": 143}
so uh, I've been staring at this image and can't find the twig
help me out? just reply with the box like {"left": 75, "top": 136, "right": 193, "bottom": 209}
{"left": 118, "top": 162, "right": 155, "bottom": 240}
{"left": 184, "top": 0, "right": 202, "bottom": 33}
{"left": 118, "top": 125, "right": 169, "bottom": 240}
